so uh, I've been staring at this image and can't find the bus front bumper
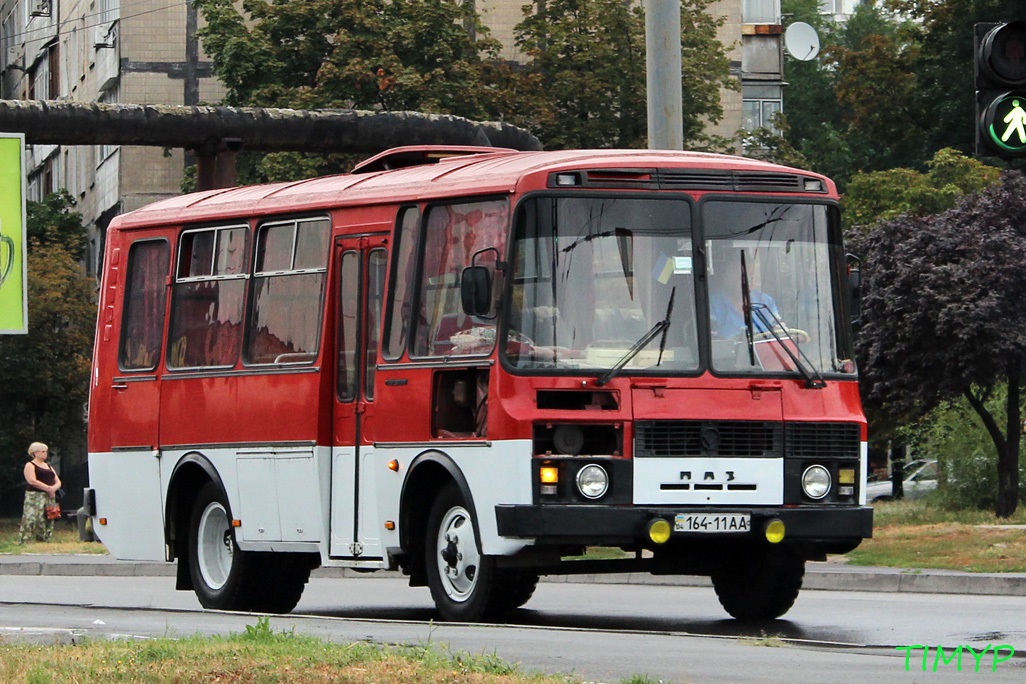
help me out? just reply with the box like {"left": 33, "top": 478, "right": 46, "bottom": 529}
{"left": 494, "top": 504, "right": 873, "bottom": 545}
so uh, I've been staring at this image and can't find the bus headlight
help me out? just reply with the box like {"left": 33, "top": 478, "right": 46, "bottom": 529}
{"left": 576, "top": 464, "right": 609, "bottom": 499}
{"left": 801, "top": 465, "right": 831, "bottom": 500}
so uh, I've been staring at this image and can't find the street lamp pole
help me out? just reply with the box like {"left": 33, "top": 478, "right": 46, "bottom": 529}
{"left": 645, "top": 0, "right": 683, "bottom": 150}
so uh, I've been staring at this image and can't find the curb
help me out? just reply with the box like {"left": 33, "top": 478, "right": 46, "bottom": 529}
{"left": 2, "top": 556, "right": 1025, "bottom": 597}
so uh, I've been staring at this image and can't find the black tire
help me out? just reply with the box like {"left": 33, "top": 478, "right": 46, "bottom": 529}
{"left": 247, "top": 554, "right": 312, "bottom": 614}
{"left": 710, "top": 546, "right": 805, "bottom": 620}
{"left": 188, "top": 481, "right": 260, "bottom": 611}
{"left": 425, "top": 483, "right": 503, "bottom": 621}
{"left": 493, "top": 570, "right": 540, "bottom": 612}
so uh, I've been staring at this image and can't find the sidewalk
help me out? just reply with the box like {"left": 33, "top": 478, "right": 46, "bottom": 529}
{"left": 3, "top": 553, "right": 1025, "bottom": 596}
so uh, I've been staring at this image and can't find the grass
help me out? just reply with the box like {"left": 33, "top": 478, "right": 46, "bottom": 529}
{"left": 0, "top": 616, "right": 579, "bottom": 684}
{"left": 844, "top": 499, "right": 1026, "bottom": 572}
{"left": 0, "top": 517, "right": 107, "bottom": 555}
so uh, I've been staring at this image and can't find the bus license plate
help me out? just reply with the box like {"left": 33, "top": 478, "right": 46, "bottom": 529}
{"left": 674, "top": 513, "right": 751, "bottom": 533}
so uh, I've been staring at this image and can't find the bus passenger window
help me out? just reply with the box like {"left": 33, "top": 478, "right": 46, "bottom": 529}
{"left": 167, "top": 227, "right": 247, "bottom": 369}
{"left": 245, "top": 217, "right": 330, "bottom": 365}
{"left": 120, "top": 240, "right": 170, "bottom": 370}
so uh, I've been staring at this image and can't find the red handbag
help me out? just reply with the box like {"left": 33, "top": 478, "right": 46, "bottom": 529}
{"left": 44, "top": 503, "right": 61, "bottom": 520}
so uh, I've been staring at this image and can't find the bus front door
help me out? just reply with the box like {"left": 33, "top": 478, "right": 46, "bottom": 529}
{"left": 329, "top": 235, "right": 387, "bottom": 561}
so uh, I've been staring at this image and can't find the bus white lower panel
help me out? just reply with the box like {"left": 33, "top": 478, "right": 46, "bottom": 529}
{"left": 633, "top": 457, "right": 784, "bottom": 506}
{"left": 364, "top": 439, "right": 535, "bottom": 558}
{"left": 88, "top": 451, "right": 166, "bottom": 561}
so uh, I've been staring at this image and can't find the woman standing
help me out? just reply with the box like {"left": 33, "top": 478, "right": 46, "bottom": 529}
{"left": 18, "top": 442, "right": 62, "bottom": 544}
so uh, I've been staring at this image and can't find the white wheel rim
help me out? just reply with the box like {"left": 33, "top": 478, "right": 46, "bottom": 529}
{"left": 435, "top": 505, "right": 480, "bottom": 602}
{"left": 197, "top": 500, "right": 233, "bottom": 591}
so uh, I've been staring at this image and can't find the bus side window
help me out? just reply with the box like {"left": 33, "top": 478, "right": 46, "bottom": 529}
{"left": 119, "top": 240, "right": 170, "bottom": 371}
{"left": 245, "top": 217, "right": 330, "bottom": 365}
{"left": 412, "top": 199, "right": 508, "bottom": 357}
{"left": 382, "top": 207, "right": 419, "bottom": 360}
{"left": 167, "top": 226, "right": 248, "bottom": 369}
{"left": 365, "top": 249, "right": 387, "bottom": 400}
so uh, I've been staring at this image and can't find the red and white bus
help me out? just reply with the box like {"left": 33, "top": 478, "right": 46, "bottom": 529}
{"left": 85, "top": 146, "right": 871, "bottom": 621}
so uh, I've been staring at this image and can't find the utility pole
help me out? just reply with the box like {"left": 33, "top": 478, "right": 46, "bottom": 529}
{"left": 645, "top": 0, "right": 683, "bottom": 150}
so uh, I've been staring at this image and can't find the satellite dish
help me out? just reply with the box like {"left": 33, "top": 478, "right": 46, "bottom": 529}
{"left": 785, "top": 22, "right": 820, "bottom": 61}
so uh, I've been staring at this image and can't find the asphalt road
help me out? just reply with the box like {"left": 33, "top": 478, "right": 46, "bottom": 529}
{"left": 1, "top": 564, "right": 1025, "bottom": 683}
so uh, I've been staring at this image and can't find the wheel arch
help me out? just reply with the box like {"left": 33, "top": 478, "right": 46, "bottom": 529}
{"left": 166, "top": 452, "right": 227, "bottom": 590}
{"left": 399, "top": 450, "right": 476, "bottom": 586}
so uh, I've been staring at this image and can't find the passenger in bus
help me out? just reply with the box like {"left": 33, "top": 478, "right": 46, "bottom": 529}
{"left": 17, "top": 442, "right": 62, "bottom": 544}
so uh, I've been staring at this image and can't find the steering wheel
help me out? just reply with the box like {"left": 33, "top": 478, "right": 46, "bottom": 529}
{"left": 751, "top": 327, "right": 810, "bottom": 344}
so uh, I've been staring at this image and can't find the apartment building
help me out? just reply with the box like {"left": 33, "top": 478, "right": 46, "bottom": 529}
{"left": 0, "top": 0, "right": 784, "bottom": 275}
{"left": 0, "top": 0, "right": 224, "bottom": 272}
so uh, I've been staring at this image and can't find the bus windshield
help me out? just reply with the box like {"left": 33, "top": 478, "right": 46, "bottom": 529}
{"left": 506, "top": 196, "right": 699, "bottom": 373}
{"left": 504, "top": 196, "right": 854, "bottom": 378}
{"left": 705, "top": 201, "right": 854, "bottom": 378}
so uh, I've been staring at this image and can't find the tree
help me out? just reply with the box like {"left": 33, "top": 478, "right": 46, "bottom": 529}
{"left": 196, "top": 0, "right": 514, "bottom": 180}
{"left": 842, "top": 148, "right": 1000, "bottom": 229}
{"left": 0, "top": 194, "right": 94, "bottom": 513}
{"left": 513, "top": 0, "right": 733, "bottom": 149}
{"left": 850, "top": 171, "right": 1026, "bottom": 517}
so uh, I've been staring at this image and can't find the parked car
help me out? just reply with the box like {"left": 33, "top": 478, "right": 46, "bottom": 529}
{"left": 865, "top": 459, "right": 938, "bottom": 502}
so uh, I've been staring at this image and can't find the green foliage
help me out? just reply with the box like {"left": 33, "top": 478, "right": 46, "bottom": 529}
{"left": 918, "top": 391, "right": 1026, "bottom": 510}
{"left": 0, "top": 195, "right": 93, "bottom": 512}
{"left": 196, "top": 0, "right": 509, "bottom": 180}
{"left": 842, "top": 148, "right": 1001, "bottom": 229}
{"left": 195, "top": 0, "right": 734, "bottom": 176}
{"left": 513, "top": 0, "right": 732, "bottom": 149}
{"left": 25, "top": 191, "right": 87, "bottom": 261}
{"left": 241, "top": 616, "right": 279, "bottom": 642}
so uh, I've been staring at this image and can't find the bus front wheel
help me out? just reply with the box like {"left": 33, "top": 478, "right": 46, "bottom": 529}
{"left": 710, "top": 546, "right": 805, "bottom": 620}
{"left": 425, "top": 483, "right": 501, "bottom": 621}
{"left": 188, "top": 481, "right": 259, "bottom": 611}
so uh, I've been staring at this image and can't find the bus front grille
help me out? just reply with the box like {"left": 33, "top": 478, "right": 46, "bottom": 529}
{"left": 635, "top": 421, "right": 860, "bottom": 459}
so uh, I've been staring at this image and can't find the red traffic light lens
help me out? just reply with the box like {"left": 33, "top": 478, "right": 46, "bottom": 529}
{"left": 980, "top": 22, "right": 1026, "bottom": 86}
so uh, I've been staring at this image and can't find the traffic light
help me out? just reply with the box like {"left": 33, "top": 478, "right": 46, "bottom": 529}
{"left": 975, "top": 22, "right": 1026, "bottom": 158}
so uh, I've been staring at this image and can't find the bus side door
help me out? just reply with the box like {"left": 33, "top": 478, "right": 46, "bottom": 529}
{"left": 330, "top": 235, "right": 387, "bottom": 560}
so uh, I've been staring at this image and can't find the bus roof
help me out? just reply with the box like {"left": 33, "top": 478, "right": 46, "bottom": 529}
{"left": 111, "top": 147, "right": 836, "bottom": 229}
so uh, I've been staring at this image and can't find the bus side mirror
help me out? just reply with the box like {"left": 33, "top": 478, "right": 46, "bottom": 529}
{"left": 461, "top": 265, "right": 492, "bottom": 317}
{"left": 846, "top": 253, "right": 861, "bottom": 326}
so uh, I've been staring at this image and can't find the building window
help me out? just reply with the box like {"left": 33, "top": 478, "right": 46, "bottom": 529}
{"left": 743, "top": 0, "right": 779, "bottom": 23}
{"left": 742, "top": 85, "right": 783, "bottom": 131}
{"left": 819, "top": 0, "right": 859, "bottom": 16}
{"left": 97, "top": 85, "right": 119, "bottom": 164}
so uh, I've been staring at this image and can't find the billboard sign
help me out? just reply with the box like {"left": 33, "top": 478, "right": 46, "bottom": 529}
{"left": 0, "top": 133, "right": 27, "bottom": 334}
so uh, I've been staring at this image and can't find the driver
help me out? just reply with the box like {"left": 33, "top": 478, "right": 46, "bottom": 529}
{"left": 708, "top": 255, "right": 781, "bottom": 338}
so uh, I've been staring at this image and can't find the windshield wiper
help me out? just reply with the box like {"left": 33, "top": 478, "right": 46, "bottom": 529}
{"left": 656, "top": 286, "right": 676, "bottom": 366}
{"left": 740, "top": 255, "right": 756, "bottom": 366}
{"left": 750, "top": 304, "right": 827, "bottom": 389}
{"left": 596, "top": 288, "right": 675, "bottom": 387}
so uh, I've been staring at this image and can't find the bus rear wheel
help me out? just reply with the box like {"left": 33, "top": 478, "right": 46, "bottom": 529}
{"left": 425, "top": 483, "right": 502, "bottom": 621}
{"left": 710, "top": 546, "right": 805, "bottom": 620}
{"left": 188, "top": 481, "right": 260, "bottom": 611}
